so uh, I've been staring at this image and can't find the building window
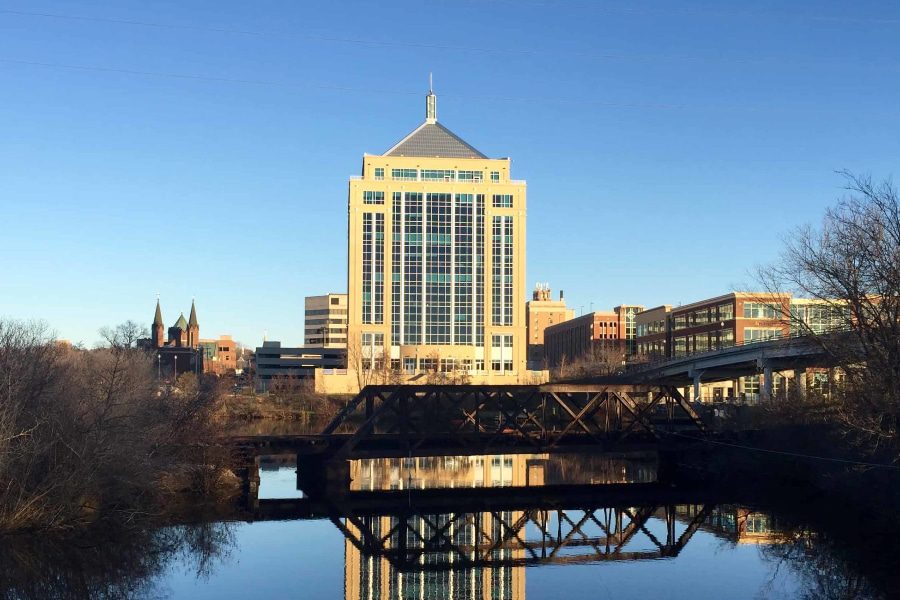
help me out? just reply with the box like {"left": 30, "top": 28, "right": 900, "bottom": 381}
{"left": 457, "top": 170, "right": 483, "bottom": 182}
{"left": 391, "top": 168, "right": 418, "bottom": 181}
{"left": 425, "top": 193, "right": 452, "bottom": 344}
{"left": 743, "top": 327, "right": 782, "bottom": 343}
{"left": 743, "top": 302, "right": 779, "bottom": 319}
{"left": 422, "top": 169, "right": 455, "bottom": 181}
{"left": 492, "top": 194, "right": 513, "bottom": 208}
{"left": 388, "top": 190, "right": 485, "bottom": 348}
{"left": 374, "top": 167, "right": 384, "bottom": 180}
{"left": 361, "top": 212, "right": 384, "bottom": 324}
{"left": 402, "top": 193, "right": 423, "bottom": 344}
{"left": 491, "top": 216, "right": 514, "bottom": 326}
{"left": 360, "top": 332, "right": 384, "bottom": 370}
{"left": 363, "top": 191, "right": 384, "bottom": 205}
{"left": 490, "top": 171, "right": 500, "bottom": 183}
{"left": 718, "top": 302, "right": 734, "bottom": 320}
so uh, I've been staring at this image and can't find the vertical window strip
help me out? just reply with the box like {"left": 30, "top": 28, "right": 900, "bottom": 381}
{"left": 403, "top": 193, "right": 423, "bottom": 345}
{"left": 391, "top": 193, "right": 402, "bottom": 344}
{"left": 373, "top": 213, "right": 384, "bottom": 324}
{"left": 425, "top": 193, "right": 452, "bottom": 344}
{"left": 475, "top": 195, "right": 485, "bottom": 346}
{"left": 362, "top": 213, "right": 373, "bottom": 324}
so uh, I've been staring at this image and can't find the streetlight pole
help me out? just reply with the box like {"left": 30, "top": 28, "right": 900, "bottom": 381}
{"left": 174, "top": 355, "right": 178, "bottom": 380}
{"left": 157, "top": 354, "right": 161, "bottom": 382}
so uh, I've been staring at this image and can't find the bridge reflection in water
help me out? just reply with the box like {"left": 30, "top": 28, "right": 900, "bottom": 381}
{"left": 244, "top": 452, "right": 787, "bottom": 600}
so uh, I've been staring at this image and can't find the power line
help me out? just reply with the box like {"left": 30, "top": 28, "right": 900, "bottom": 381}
{"left": 3, "top": 9, "right": 900, "bottom": 73}
{"left": 666, "top": 430, "right": 900, "bottom": 470}
{"left": 3, "top": 57, "right": 899, "bottom": 118}
{"left": 458, "top": 0, "right": 900, "bottom": 25}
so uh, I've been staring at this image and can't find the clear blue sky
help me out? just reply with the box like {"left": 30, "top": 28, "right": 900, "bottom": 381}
{"left": 1, "top": 1, "right": 898, "bottom": 347}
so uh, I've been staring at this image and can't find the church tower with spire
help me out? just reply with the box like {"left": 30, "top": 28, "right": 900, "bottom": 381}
{"left": 152, "top": 299, "right": 165, "bottom": 348}
{"left": 187, "top": 300, "right": 200, "bottom": 348}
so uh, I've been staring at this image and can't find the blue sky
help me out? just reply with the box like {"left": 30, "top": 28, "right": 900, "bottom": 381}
{"left": 1, "top": 0, "right": 898, "bottom": 347}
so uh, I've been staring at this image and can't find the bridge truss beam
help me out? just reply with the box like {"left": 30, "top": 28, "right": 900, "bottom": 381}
{"left": 321, "top": 385, "right": 706, "bottom": 458}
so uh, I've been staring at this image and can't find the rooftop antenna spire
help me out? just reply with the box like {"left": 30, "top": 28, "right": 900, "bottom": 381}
{"left": 425, "top": 72, "right": 437, "bottom": 124}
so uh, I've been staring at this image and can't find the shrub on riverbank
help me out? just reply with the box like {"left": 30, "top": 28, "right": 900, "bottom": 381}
{"left": 220, "top": 377, "right": 348, "bottom": 424}
{"left": 0, "top": 319, "right": 231, "bottom": 532}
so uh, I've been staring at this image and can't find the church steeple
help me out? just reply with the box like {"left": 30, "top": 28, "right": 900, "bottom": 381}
{"left": 425, "top": 73, "right": 437, "bottom": 124}
{"left": 152, "top": 298, "right": 164, "bottom": 347}
{"left": 187, "top": 300, "right": 199, "bottom": 348}
{"left": 188, "top": 300, "right": 199, "bottom": 329}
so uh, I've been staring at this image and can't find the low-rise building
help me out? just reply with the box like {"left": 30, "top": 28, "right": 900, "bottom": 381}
{"left": 525, "top": 284, "right": 573, "bottom": 369}
{"left": 615, "top": 304, "right": 644, "bottom": 355}
{"left": 634, "top": 305, "right": 672, "bottom": 360}
{"left": 669, "top": 292, "right": 791, "bottom": 358}
{"left": 305, "top": 293, "right": 348, "bottom": 348}
{"left": 254, "top": 341, "right": 347, "bottom": 392}
{"left": 199, "top": 335, "right": 237, "bottom": 376}
{"left": 544, "top": 310, "right": 624, "bottom": 368}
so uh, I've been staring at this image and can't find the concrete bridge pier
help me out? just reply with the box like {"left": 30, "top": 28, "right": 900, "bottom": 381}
{"left": 296, "top": 455, "right": 350, "bottom": 498}
{"left": 689, "top": 369, "right": 705, "bottom": 403}
{"left": 793, "top": 368, "right": 807, "bottom": 399}
{"left": 235, "top": 455, "right": 260, "bottom": 510}
{"left": 757, "top": 359, "right": 774, "bottom": 402}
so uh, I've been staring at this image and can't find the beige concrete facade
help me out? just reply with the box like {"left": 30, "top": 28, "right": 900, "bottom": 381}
{"left": 304, "top": 293, "right": 348, "bottom": 348}
{"left": 345, "top": 89, "right": 527, "bottom": 389}
{"left": 525, "top": 284, "right": 574, "bottom": 369}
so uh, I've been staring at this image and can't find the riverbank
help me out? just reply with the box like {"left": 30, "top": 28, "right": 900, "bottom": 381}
{"left": 218, "top": 391, "right": 352, "bottom": 424}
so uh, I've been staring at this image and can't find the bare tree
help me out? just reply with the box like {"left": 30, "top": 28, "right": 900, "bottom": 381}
{"left": 0, "top": 318, "right": 229, "bottom": 532}
{"left": 552, "top": 342, "right": 626, "bottom": 381}
{"left": 758, "top": 172, "right": 900, "bottom": 456}
{"left": 99, "top": 320, "right": 147, "bottom": 349}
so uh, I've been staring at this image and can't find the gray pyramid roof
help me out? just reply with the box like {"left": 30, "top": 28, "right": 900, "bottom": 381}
{"left": 384, "top": 122, "right": 487, "bottom": 159}
{"left": 173, "top": 313, "right": 188, "bottom": 330}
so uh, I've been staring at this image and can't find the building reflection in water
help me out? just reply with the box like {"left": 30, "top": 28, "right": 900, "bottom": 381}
{"left": 341, "top": 454, "right": 791, "bottom": 599}
{"left": 349, "top": 451, "right": 658, "bottom": 492}
{"left": 344, "top": 452, "right": 655, "bottom": 600}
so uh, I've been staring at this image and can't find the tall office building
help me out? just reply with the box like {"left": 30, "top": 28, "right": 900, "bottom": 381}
{"left": 347, "top": 84, "right": 527, "bottom": 382}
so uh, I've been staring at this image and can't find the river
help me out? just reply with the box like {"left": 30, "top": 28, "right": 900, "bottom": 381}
{"left": 0, "top": 450, "right": 893, "bottom": 599}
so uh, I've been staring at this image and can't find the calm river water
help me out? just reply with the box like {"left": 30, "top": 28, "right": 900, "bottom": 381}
{"left": 0, "top": 452, "right": 893, "bottom": 599}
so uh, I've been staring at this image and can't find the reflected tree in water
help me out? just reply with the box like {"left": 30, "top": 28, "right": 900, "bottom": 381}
{"left": 0, "top": 522, "right": 235, "bottom": 600}
{"left": 760, "top": 530, "right": 881, "bottom": 600}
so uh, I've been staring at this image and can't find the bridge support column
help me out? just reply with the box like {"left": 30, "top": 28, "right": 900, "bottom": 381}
{"left": 762, "top": 365, "right": 774, "bottom": 402}
{"left": 236, "top": 455, "right": 260, "bottom": 511}
{"left": 688, "top": 369, "right": 705, "bottom": 403}
{"left": 793, "top": 368, "right": 807, "bottom": 399}
{"left": 297, "top": 455, "right": 350, "bottom": 498}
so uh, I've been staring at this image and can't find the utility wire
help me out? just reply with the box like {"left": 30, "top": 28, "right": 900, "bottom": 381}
{"left": 4, "top": 57, "right": 900, "bottom": 118}
{"left": 461, "top": 0, "right": 900, "bottom": 25}
{"left": 3, "top": 9, "right": 900, "bottom": 73}
{"left": 666, "top": 430, "right": 900, "bottom": 470}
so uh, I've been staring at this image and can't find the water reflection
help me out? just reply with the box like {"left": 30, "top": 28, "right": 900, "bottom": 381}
{"left": 0, "top": 522, "right": 235, "bottom": 600}
{"left": 350, "top": 452, "right": 657, "bottom": 491}
{"left": 0, "top": 450, "right": 894, "bottom": 599}
{"left": 342, "top": 504, "right": 799, "bottom": 599}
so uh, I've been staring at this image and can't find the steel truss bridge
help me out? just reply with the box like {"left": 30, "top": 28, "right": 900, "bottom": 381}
{"left": 336, "top": 503, "right": 713, "bottom": 571}
{"left": 231, "top": 384, "right": 707, "bottom": 462}
{"left": 228, "top": 481, "right": 737, "bottom": 570}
